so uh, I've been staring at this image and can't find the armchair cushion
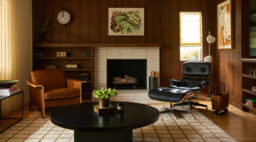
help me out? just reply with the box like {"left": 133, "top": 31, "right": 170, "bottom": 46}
{"left": 45, "top": 88, "right": 80, "bottom": 100}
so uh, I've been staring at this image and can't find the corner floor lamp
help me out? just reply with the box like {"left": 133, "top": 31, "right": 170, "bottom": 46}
{"left": 204, "top": 32, "right": 216, "bottom": 62}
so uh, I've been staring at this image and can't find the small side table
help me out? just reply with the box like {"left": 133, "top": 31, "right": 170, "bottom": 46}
{"left": 0, "top": 90, "right": 23, "bottom": 133}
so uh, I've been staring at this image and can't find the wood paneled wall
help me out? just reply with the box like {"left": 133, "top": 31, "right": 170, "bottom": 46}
{"left": 32, "top": 0, "right": 217, "bottom": 86}
{"left": 215, "top": 0, "right": 249, "bottom": 108}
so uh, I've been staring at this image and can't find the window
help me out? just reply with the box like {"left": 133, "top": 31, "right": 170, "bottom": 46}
{"left": 180, "top": 12, "right": 202, "bottom": 61}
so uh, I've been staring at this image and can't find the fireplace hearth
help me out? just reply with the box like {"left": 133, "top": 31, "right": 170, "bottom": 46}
{"left": 107, "top": 59, "right": 147, "bottom": 89}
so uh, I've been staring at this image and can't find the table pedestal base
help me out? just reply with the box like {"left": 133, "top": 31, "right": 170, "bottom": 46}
{"left": 74, "top": 129, "right": 132, "bottom": 142}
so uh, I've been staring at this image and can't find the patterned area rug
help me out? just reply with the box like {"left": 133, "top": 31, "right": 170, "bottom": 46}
{"left": 0, "top": 105, "right": 236, "bottom": 142}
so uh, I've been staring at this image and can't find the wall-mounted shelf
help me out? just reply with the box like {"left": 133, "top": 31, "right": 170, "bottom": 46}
{"left": 35, "top": 43, "right": 161, "bottom": 48}
{"left": 33, "top": 43, "right": 95, "bottom": 100}
{"left": 62, "top": 69, "right": 93, "bottom": 72}
{"left": 241, "top": 58, "right": 256, "bottom": 63}
{"left": 35, "top": 57, "right": 93, "bottom": 60}
{"left": 242, "top": 89, "right": 256, "bottom": 96}
{"left": 242, "top": 74, "right": 256, "bottom": 80}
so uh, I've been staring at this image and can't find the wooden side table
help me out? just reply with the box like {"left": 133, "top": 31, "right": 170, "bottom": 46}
{"left": 0, "top": 90, "right": 24, "bottom": 133}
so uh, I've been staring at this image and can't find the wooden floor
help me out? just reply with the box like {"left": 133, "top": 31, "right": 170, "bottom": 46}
{"left": 1, "top": 100, "right": 256, "bottom": 142}
{"left": 198, "top": 100, "right": 256, "bottom": 142}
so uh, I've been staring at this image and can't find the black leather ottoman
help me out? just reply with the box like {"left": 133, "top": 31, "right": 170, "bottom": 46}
{"left": 149, "top": 87, "right": 192, "bottom": 118}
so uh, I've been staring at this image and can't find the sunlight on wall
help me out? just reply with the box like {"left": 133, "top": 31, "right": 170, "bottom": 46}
{"left": 0, "top": 0, "right": 12, "bottom": 79}
{"left": 0, "top": 0, "right": 32, "bottom": 115}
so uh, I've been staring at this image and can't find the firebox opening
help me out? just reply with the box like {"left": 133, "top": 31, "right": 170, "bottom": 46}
{"left": 107, "top": 59, "right": 147, "bottom": 90}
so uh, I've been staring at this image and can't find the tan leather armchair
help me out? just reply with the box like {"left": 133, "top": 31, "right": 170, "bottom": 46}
{"left": 27, "top": 69, "right": 86, "bottom": 118}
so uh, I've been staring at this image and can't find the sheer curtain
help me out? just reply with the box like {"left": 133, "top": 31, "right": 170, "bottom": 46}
{"left": 0, "top": 0, "right": 32, "bottom": 115}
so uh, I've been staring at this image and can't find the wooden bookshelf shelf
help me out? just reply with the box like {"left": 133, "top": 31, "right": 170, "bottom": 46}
{"left": 34, "top": 43, "right": 161, "bottom": 48}
{"left": 242, "top": 89, "right": 256, "bottom": 96}
{"left": 62, "top": 69, "right": 93, "bottom": 72}
{"left": 242, "top": 74, "right": 256, "bottom": 80}
{"left": 35, "top": 57, "right": 92, "bottom": 60}
{"left": 242, "top": 103, "right": 256, "bottom": 112}
{"left": 241, "top": 58, "right": 256, "bottom": 63}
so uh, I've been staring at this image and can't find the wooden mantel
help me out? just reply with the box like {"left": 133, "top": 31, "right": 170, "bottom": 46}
{"left": 34, "top": 43, "right": 162, "bottom": 48}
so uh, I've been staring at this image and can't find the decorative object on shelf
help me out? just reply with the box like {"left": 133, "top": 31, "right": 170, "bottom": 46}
{"left": 245, "top": 99, "right": 256, "bottom": 108}
{"left": 81, "top": 51, "right": 86, "bottom": 57}
{"left": 34, "top": 53, "right": 44, "bottom": 58}
{"left": 204, "top": 32, "right": 216, "bottom": 62}
{"left": 247, "top": 67, "right": 253, "bottom": 75}
{"left": 211, "top": 82, "right": 229, "bottom": 115}
{"left": 252, "top": 86, "right": 256, "bottom": 92}
{"left": 108, "top": 8, "right": 145, "bottom": 36}
{"left": 93, "top": 88, "right": 117, "bottom": 114}
{"left": 217, "top": 0, "right": 232, "bottom": 49}
{"left": 81, "top": 51, "right": 90, "bottom": 57}
{"left": 65, "top": 64, "right": 78, "bottom": 69}
{"left": 0, "top": 80, "right": 19, "bottom": 88}
{"left": 46, "top": 65, "right": 57, "bottom": 69}
{"left": 56, "top": 51, "right": 68, "bottom": 57}
{"left": 57, "top": 10, "right": 71, "bottom": 25}
{"left": 80, "top": 73, "right": 90, "bottom": 81}
{"left": 34, "top": 18, "right": 53, "bottom": 43}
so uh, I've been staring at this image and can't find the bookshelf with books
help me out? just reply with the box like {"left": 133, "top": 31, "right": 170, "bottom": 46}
{"left": 33, "top": 43, "right": 94, "bottom": 99}
{"left": 241, "top": 58, "right": 256, "bottom": 113}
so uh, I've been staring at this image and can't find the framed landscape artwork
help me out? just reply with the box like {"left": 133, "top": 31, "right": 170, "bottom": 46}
{"left": 217, "top": 0, "right": 232, "bottom": 49}
{"left": 108, "top": 8, "right": 145, "bottom": 36}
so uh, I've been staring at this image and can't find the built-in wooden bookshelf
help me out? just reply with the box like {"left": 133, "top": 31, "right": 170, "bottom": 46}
{"left": 33, "top": 43, "right": 94, "bottom": 100}
{"left": 241, "top": 58, "right": 256, "bottom": 113}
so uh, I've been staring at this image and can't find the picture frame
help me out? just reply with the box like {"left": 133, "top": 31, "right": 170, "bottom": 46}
{"left": 217, "top": 0, "right": 232, "bottom": 49}
{"left": 108, "top": 8, "right": 145, "bottom": 36}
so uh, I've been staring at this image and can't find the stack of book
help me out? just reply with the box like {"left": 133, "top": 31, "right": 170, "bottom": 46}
{"left": 66, "top": 64, "right": 78, "bottom": 69}
{"left": 0, "top": 87, "right": 20, "bottom": 97}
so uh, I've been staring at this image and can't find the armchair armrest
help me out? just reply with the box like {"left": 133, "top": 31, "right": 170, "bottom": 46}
{"left": 27, "top": 80, "right": 44, "bottom": 89}
{"left": 27, "top": 80, "right": 45, "bottom": 107}
{"left": 67, "top": 79, "right": 87, "bottom": 103}
{"left": 67, "top": 79, "right": 87, "bottom": 89}
{"left": 169, "top": 79, "right": 181, "bottom": 86}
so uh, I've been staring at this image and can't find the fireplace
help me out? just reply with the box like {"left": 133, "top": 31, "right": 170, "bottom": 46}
{"left": 107, "top": 59, "right": 147, "bottom": 89}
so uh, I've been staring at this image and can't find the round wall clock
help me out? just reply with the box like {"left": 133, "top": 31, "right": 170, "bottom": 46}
{"left": 57, "top": 10, "right": 71, "bottom": 25}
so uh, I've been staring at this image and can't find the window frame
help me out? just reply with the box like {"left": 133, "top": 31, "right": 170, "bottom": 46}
{"left": 179, "top": 11, "right": 203, "bottom": 61}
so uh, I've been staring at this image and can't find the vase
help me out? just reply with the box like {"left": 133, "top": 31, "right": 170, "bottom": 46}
{"left": 99, "top": 98, "right": 110, "bottom": 108}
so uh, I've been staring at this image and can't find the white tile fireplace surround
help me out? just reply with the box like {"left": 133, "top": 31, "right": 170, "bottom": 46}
{"left": 94, "top": 47, "right": 161, "bottom": 104}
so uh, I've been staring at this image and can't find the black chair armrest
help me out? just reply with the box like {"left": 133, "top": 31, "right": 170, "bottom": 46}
{"left": 169, "top": 79, "right": 181, "bottom": 86}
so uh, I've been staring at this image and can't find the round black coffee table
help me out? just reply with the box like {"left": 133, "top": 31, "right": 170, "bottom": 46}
{"left": 51, "top": 102, "right": 159, "bottom": 142}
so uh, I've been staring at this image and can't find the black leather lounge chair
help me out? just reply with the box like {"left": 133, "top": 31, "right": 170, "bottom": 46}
{"left": 149, "top": 62, "right": 211, "bottom": 118}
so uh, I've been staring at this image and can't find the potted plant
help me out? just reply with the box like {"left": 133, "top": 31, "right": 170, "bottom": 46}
{"left": 93, "top": 88, "right": 117, "bottom": 108}
{"left": 34, "top": 18, "right": 53, "bottom": 43}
